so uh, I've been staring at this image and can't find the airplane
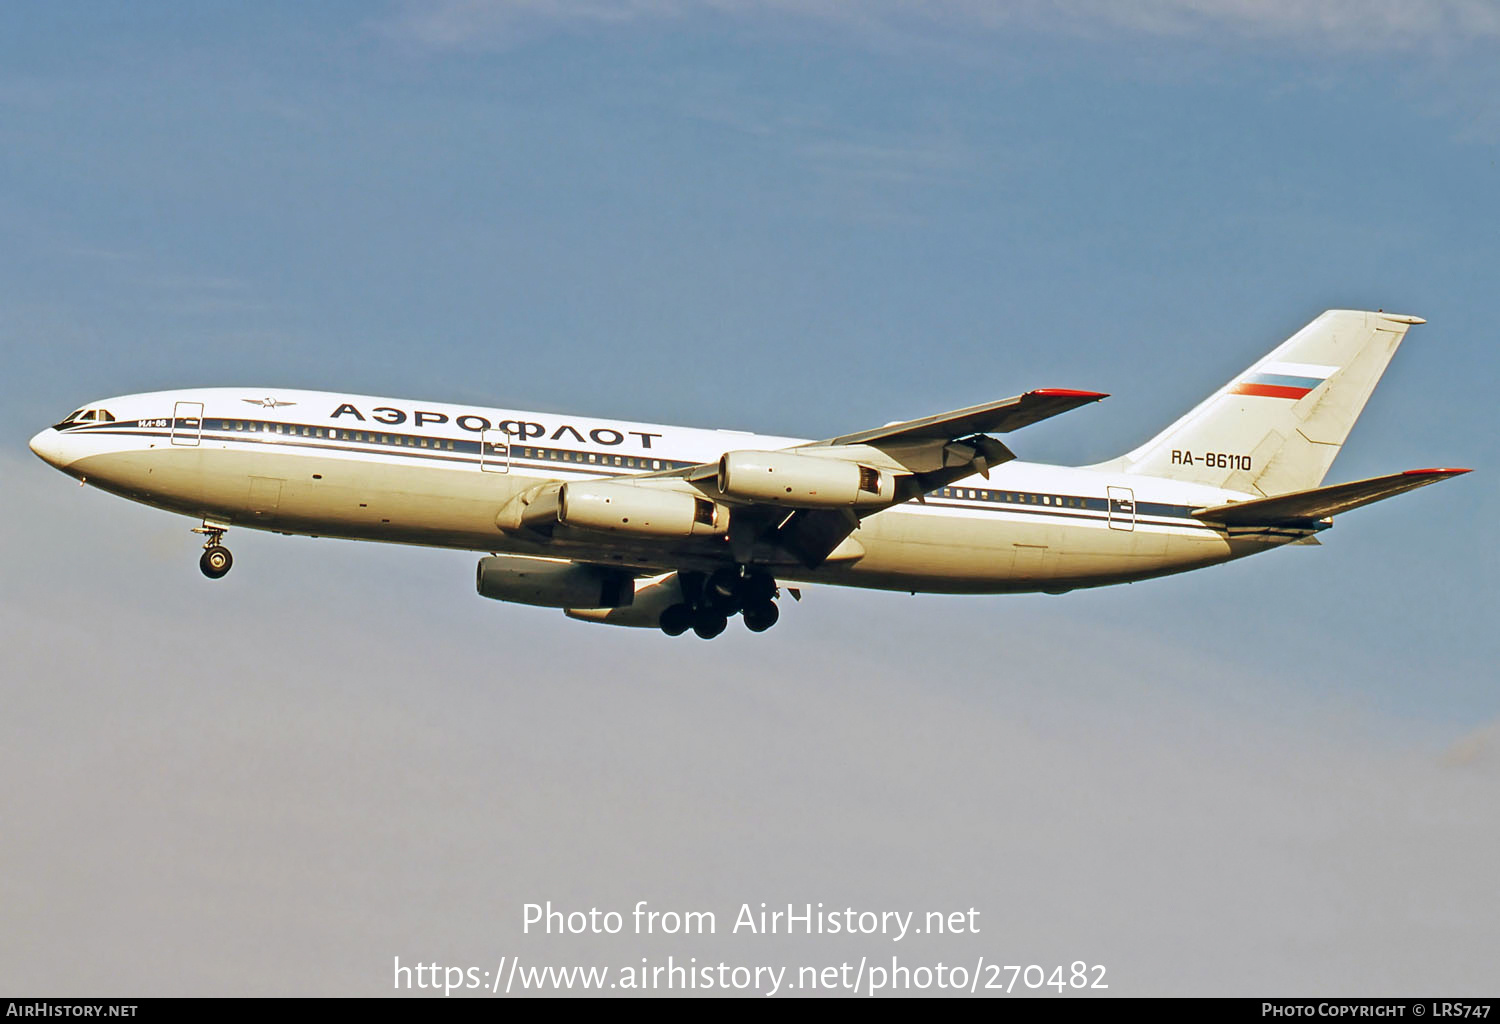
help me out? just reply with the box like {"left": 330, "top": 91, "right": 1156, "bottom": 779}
{"left": 28, "top": 309, "right": 1469, "bottom": 639}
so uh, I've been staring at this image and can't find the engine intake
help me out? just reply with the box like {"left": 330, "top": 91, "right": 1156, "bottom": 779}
{"left": 717, "top": 450, "right": 896, "bottom": 508}
{"left": 558, "top": 481, "right": 722, "bottom": 537}
{"left": 476, "top": 555, "right": 634, "bottom": 609}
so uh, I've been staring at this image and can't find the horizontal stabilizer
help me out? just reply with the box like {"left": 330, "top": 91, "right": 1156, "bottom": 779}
{"left": 1192, "top": 468, "right": 1470, "bottom": 526}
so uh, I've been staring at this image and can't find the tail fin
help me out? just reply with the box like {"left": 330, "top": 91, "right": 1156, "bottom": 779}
{"left": 1109, "top": 310, "right": 1423, "bottom": 495}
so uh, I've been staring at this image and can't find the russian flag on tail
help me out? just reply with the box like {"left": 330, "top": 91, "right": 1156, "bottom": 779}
{"left": 1230, "top": 362, "right": 1337, "bottom": 400}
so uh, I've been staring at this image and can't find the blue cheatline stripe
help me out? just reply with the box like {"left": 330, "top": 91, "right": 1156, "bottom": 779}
{"left": 70, "top": 420, "right": 1324, "bottom": 537}
{"left": 1244, "top": 372, "right": 1326, "bottom": 390}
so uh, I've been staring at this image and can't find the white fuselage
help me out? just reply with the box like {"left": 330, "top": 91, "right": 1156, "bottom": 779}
{"left": 28, "top": 388, "right": 1318, "bottom": 594}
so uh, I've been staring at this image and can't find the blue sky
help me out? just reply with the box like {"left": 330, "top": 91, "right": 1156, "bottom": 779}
{"left": 2, "top": 0, "right": 1497, "bottom": 995}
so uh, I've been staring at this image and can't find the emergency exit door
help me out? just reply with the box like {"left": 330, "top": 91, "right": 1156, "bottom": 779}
{"left": 171, "top": 401, "right": 203, "bottom": 446}
{"left": 1107, "top": 486, "right": 1135, "bottom": 531}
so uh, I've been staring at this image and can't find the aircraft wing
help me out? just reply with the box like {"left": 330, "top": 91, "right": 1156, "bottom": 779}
{"left": 665, "top": 388, "right": 1108, "bottom": 484}
{"left": 659, "top": 388, "right": 1107, "bottom": 566}
{"left": 501, "top": 388, "right": 1108, "bottom": 568}
{"left": 1192, "top": 468, "right": 1471, "bottom": 526}
{"left": 810, "top": 388, "right": 1110, "bottom": 448}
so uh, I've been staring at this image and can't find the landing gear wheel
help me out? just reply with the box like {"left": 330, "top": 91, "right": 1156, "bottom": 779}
{"left": 705, "top": 567, "right": 744, "bottom": 614}
{"left": 705, "top": 591, "right": 742, "bottom": 615}
{"left": 742, "top": 600, "right": 779, "bottom": 632}
{"left": 691, "top": 609, "right": 728, "bottom": 640}
{"left": 707, "top": 566, "right": 740, "bottom": 597}
{"left": 199, "top": 545, "right": 233, "bottom": 579}
{"left": 659, "top": 603, "right": 693, "bottom": 637}
{"left": 740, "top": 573, "right": 776, "bottom": 606}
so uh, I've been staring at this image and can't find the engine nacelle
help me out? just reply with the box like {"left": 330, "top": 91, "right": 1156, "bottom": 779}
{"left": 717, "top": 450, "right": 897, "bottom": 508}
{"left": 558, "top": 481, "right": 722, "bottom": 537}
{"left": 476, "top": 555, "right": 633, "bottom": 609}
{"left": 566, "top": 573, "right": 686, "bottom": 628}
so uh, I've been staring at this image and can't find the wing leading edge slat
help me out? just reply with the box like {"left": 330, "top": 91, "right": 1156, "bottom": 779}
{"left": 807, "top": 389, "right": 1108, "bottom": 450}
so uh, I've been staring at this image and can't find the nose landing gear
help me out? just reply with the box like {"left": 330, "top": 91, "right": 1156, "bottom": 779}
{"left": 193, "top": 522, "right": 234, "bottom": 579}
{"left": 200, "top": 545, "right": 233, "bottom": 579}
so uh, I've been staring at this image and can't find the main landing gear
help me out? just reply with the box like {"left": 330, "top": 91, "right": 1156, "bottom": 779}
{"left": 659, "top": 567, "right": 782, "bottom": 639}
{"left": 193, "top": 522, "right": 233, "bottom": 579}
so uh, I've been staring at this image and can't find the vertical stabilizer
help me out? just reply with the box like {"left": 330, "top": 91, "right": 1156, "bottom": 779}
{"left": 1109, "top": 310, "right": 1422, "bottom": 495}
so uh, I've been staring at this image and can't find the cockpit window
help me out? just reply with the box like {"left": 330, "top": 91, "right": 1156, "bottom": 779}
{"left": 53, "top": 408, "right": 116, "bottom": 428}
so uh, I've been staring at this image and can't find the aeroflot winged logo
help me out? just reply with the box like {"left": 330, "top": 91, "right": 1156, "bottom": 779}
{"left": 244, "top": 396, "right": 297, "bottom": 409}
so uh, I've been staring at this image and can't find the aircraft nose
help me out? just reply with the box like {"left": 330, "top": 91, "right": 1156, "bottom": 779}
{"left": 28, "top": 428, "right": 68, "bottom": 468}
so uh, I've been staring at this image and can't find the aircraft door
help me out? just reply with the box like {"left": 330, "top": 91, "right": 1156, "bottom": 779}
{"left": 480, "top": 426, "right": 510, "bottom": 473}
{"left": 171, "top": 401, "right": 204, "bottom": 446}
{"left": 1107, "top": 486, "right": 1135, "bottom": 531}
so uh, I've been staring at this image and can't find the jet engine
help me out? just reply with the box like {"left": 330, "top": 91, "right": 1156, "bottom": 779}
{"left": 558, "top": 481, "right": 722, "bottom": 537}
{"left": 476, "top": 555, "right": 634, "bottom": 609}
{"left": 716, "top": 450, "right": 897, "bottom": 507}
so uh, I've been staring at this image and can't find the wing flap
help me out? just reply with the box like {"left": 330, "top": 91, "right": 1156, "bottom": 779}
{"left": 1192, "top": 468, "right": 1470, "bottom": 525}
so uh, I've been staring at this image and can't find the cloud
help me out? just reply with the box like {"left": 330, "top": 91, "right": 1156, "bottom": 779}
{"left": 378, "top": 0, "right": 1500, "bottom": 52}
{"left": 1443, "top": 721, "right": 1500, "bottom": 772}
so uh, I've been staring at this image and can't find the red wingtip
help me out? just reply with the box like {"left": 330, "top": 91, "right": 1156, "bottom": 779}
{"left": 1032, "top": 388, "right": 1109, "bottom": 400}
{"left": 1402, "top": 467, "right": 1472, "bottom": 476}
